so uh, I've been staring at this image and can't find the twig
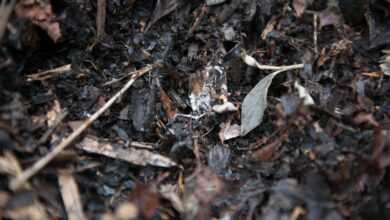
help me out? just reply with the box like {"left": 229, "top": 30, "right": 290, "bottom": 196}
{"left": 96, "top": 0, "right": 106, "bottom": 40}
{"left": 187, "top": 4, "right": 208, "bottom": 36}
{"left": 313, "top": 13, "right": 319, "bottom": 55}
{"left": 103, "top": 64, "right": 156, "bottom": 86}
{"left": 10, "top": 62, "right": 161, "bottom": 190}
{"left": 129, "top": 141, "right": 155, "bottom": 150}
{"left": 30, "top": 110, "right": 68, "bottom": 151}
{"left": 25, "top": 64, "right": 72, "bottom": 81}
{"left": 242, "top": 53, "right": 304, "bottom": 71}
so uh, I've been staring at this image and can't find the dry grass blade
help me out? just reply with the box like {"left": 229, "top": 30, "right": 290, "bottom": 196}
{"left": 10, "top": 62, "right": 161, "bottom": 190}
{"left": 0, "top": 0, "right": 15, "bottom": 43}
{"left": 58, "top": 172, "right": 87, "bottom": 220}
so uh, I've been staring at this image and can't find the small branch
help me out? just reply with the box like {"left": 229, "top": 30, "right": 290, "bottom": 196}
{"left": 96, "top": 0, "right": 106, "bottom": 40}
{"left": 103, "top": 63, "right": 156, "bottom": 86}
{"left": 10, "top": 62, "right": 161, "bottom": 190}
{"left": 187, "top": 4, "right": 208, "bottom": 36}
{"left": 242, "top": 53, "right": 304, "bottom": 71}
{"left": 30, "top": 110, "right": 68, "bottom": 151}
{"left": 25, "top": 64, "right": 72, "bottom": 81}
{"left": 313, "top": 13, "right": 319, "bottom": 55}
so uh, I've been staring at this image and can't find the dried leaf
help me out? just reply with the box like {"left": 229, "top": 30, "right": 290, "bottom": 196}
{"left": 218, "top": 123, "right": 240, "bottom": 142}
{"left": 15, "top": 0, "right": 62, "bottom": 42}
{"left": 380, "top": 50, "right": 390, "bottom": 76}
{"left": 58, "top": 172, "right": 87, "bottom": 220}
{"left": 294, "top": 81, "right": 315, "bottom": 105}
{"left": 0, "top": 0, "right": 15, "bottom": 42}
{"left": 241, "top": 71, "right": 280, "bottom": 136}
{"left": 145, "top": 0, "right": 179, "bottom": 32}
{"left": 293, "top": 0, "right": 312, "bottom": 17}
{"left": 77, "top": 136, "right": 177, "bottom": 168}
{"left": 261, "top": 16, "right": 278, "bottom": 40}
{"left": 318, "top": 8, "right": 343, "bottom": 29}
{"left": 212, "top": 101, "right": 237, "bottom": 113}
{"left": 0, "top": 152, "right": 21, "bottom": 176}
{"left": 160, "top": 87, "right": 177, "bottom": 120}
{"left": 129, "top": 184, "right": 160, "bottom": 219}
{"left": 115, "top": 202, "right": 139, "bottom": 219}
{"left": 159, "top": 184, "right": 184, "bottom": 212}
{"left": 251, "top": 140, "right": 281, "bottom": 161}
{"left": 189, "top": 65, "right": 229, "bottom": 114}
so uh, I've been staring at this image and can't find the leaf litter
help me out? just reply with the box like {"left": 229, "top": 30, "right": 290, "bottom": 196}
{"left": 0, "top": 0, "right": 390, "bottom": 219}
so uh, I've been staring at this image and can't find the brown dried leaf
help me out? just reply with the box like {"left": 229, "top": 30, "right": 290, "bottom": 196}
{"left": 14, "top": 0, "right": 61, "bottom": 42}
{"left": 353, "top": 112, "right": 380, "bottom": 128}
{"left": 251, "top": 140, "right": 281, "bottom": 161}
{"left": 261, "top": 16, "right": 278, "bottom": 40}
{"left": 46, "top": 99, "right": 61, "bottom": 127}
{"left": 129, "top": 184, "right": 159, "bottom": 219}
{"left": 160, "top": 87, "right": 177, "bottom": 120}
{"left": 218, "top": 122, "right": 240, "bottom": 143}
{"left": 194, "top": 168, "right": 223, "bottom": 204}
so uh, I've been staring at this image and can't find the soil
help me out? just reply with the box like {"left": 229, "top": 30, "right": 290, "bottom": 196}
{"left": 0, "top": 0, "right": 390, "bottom": 219}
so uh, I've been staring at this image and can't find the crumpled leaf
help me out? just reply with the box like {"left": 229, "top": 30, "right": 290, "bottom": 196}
{"left": 212, "top": 101, "right": 237, "bottom": 113}
{"left": 145, "top": 0, "right": 179, "bottom": 32}
{"left": 380, "top": 50, "right": 390, "bottom": 76}
{"left": 218, "top": 123, "right": 240, "bottom": 142}
{"left": 251, "top": 140, "right": 281, "bottom": 161}
{"left": 293, "top": 0, "right": 313, "bottom": 17}
{"left": 14, "top": 0, "right": 62, "bottom": 42}
{"left": 318, "top": 8, "right": 344, "bottom": 29}
{"left": 189, "top": 65, "right": 229, "bottom": 114}
{"left": 241, "top": 71, "right": 280, "bottom": 136}
{"left": 294, "top": 81, "right": 315, "bottom": 105}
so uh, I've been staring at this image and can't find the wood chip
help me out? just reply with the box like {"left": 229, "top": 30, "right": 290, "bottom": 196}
{"left": 77, "top": 136, "right": 177, "bottom": 168}
{"left": 58, "top": 172, "right": 87, "bottom": 220}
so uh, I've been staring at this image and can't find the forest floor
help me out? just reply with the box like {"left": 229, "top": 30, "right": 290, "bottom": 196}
{"left": 0, "top": 0, "right": 390, "bottom": 219}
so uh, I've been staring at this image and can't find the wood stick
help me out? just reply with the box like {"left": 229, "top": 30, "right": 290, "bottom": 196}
{"left": 96, "top": 0, "right": 106, "bottom": 40}
{"left": 58, "top": 171, "right": 87, "bottom": 220}
{"left": 242, "top": 53, "right": 304, "bottom": 71}
{"left": 10, "top": 62, "right": 161, "bottom": 190}
{"left": 25, "top": 64, "right": 72, "bottom": 81}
